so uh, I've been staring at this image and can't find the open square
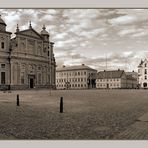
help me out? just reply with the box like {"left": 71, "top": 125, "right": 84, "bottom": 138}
{"left": 0, "top": 89, "right": 148, "bottom": 140}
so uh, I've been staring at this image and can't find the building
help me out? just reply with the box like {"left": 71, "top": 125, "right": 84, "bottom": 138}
{"left": 0, "top": 15, "right": 56, "bottom": 90}
{"left": 138, "top": 59, "right": 148, "bottom": 88}
{"left": 96, "top": 69, "right": 138, "bottom": 89}
{"left": 56, "top": 64, "right": 97, "bottom": 89}
{"left": 125, "top": 71, "right": 138, "bottom": 80}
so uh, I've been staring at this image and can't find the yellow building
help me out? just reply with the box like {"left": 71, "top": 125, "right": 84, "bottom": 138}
{"left": 56, "top": 64, "right": 97, "bottom": 89}
{"left": 96, "top": 69, "right": 138, "bottom": 89}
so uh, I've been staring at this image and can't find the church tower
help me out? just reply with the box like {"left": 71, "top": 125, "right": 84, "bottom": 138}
{"left": 0, "top": 15, "right": 12, "bottom": 90}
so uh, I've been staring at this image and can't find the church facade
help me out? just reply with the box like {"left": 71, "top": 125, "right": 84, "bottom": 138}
{"left": 0, "top": 15, "right": 56, "bottom": 90}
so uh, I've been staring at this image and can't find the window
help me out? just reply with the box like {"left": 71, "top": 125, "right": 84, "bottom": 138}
{"left": 38, "top": 67, "right": 41, "bottom": 70}
{"left": 1, "top": 42, "right": 4, "bottom": 49}
{"left": 1, "top": 64, "right": 5, "bottom": 68}
{"left": 21, "top": 72, "right": 25, "bottom": 84}
{"left": 84, "top": 71, "right": 86, "bottom": 75}
{"left": 145, "top": 63, "right": 147, "bottom": 67}
{"left": 145, "top": 76, "right": 147, "bottom": 80}
{"left": 38, "top": 73, "right": 41, "bottom": 84}
{"left": 145, "top": 69, "right": 147, "bottom": 74}
{"left": 1, "top": 72, "right": 5, "bottom": 84}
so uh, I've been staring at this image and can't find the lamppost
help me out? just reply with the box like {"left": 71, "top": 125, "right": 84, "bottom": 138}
{"left": 8, "top": 43, "right": 12, "bottom": 91}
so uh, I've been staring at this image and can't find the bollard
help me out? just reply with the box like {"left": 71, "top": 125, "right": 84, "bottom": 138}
{"left": 17, "top": 94, "right": 20, "bottom": 106}
{"left": 60, "top": 97, "right": 63, "bottom": 113}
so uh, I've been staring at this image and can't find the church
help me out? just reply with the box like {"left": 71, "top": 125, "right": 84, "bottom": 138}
{"left": 0, "top": 15, "right": 56, "bottom": 90}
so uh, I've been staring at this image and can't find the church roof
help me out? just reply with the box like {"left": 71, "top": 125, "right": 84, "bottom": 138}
{"left": 15, "top": 28, "right": 43, "bottom": 39}
{"left": 56, "top": 64, "right": 97, "bottom": 72}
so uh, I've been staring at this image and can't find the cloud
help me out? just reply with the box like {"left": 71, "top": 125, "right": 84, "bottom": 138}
{"left": 1, "top": 9, "right": 148, "bottom": 72}
{"left": 109, "top": 15, "right": 137, "bottom": 26}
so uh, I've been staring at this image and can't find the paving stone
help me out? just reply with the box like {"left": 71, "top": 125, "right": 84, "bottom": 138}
{"left": 137, "top": 112, "right": 148, "bottom": 122}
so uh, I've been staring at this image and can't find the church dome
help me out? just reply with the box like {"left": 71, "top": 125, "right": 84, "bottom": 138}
{"left": 41, "top": 25, "right": 49, "bottom": 36}
{"left": 0, "top": 15, "right": 6, "bottom": 26}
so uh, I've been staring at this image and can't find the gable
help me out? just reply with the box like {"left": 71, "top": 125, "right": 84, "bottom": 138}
{"left": 17, "top": 29, "right": 42, "bottom": 39}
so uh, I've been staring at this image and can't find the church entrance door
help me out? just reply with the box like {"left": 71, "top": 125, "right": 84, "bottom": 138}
{"left": 28, "top": 75, "right": 35, "bottom": 89}
{"left": 30, "top": 78, "right": 34, "bottom": 88}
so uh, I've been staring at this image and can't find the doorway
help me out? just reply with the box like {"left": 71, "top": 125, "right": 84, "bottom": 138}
{"left": 143, "top": 82, "right": 147, "bottom": 88}
{"left": 30, "top": 78, "right": 34, "bottom": 88}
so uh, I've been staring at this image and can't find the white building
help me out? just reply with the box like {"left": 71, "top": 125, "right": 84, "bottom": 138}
{"left": 96, "top": 69, "right": 138, "bottom": 89}
{"left": 138, "top": 59, "right": 148, "bottom": 88}
{"left": 0, "top": 15, "right": 56, "bottom": 90}
{"left": 56, "top": 64, "right": 97, "bottom": 89}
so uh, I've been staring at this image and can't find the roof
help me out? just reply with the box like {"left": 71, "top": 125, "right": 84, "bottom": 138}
{"left": 97, "top": 70, "right": 125, "bottom": 79}
{"left": 0, "top": 15, "right": 6, "bottom": 26}
{"left": 56, "top": 65, "right": 97, "bottom": 72}
{"left": 125, "top": 72, "right": 138, "bottom": 76}
{"left": 126, "top": 74, "right": 137, "bottom": 80}
{"left": 15, "top": 28, "right": 43, "bottom": 39}
{"left": 138, "top": 60, "right": 144, "bottom": 67}
{"left": 138, "top": 59, "right": 147, "bottom": 67}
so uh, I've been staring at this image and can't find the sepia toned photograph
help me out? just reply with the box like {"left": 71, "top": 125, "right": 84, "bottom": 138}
{"left": 0, "top": 8, "right": 148, "bottom": 140}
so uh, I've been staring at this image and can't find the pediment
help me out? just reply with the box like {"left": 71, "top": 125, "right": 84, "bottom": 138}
{"left": 17, "top": 29, "right": 42, "bottom": 39}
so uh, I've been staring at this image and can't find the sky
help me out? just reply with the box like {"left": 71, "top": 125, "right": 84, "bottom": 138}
{"left": 0, "top": 9, "right": 148, "bottom": 72}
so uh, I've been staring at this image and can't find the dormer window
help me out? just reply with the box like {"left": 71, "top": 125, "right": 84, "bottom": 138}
{"left": 1, "top": 42, "right": 4, "bottom": 49}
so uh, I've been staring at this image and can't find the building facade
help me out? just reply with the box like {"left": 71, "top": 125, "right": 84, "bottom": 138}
{"left": 96, "top": 69, "right": 138, "bottom": 89}
{"left": 56, "top": 64, "right": 97, "bottom": 89}
{"left": 0, "top": 15, "right": 56, "bottom": 90}
{"left": 138, "top": 59, "right": 148, "bottom": 88}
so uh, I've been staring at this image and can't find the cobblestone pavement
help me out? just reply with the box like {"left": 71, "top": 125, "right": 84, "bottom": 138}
{"left": 0, "top": 89, "right": 147, "bottom": 139}
{"left": 114, "top": 121, "right": 148, "bottom": 140}
{"left": 114, "top": 112, "right": 148, "bottom": 140}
